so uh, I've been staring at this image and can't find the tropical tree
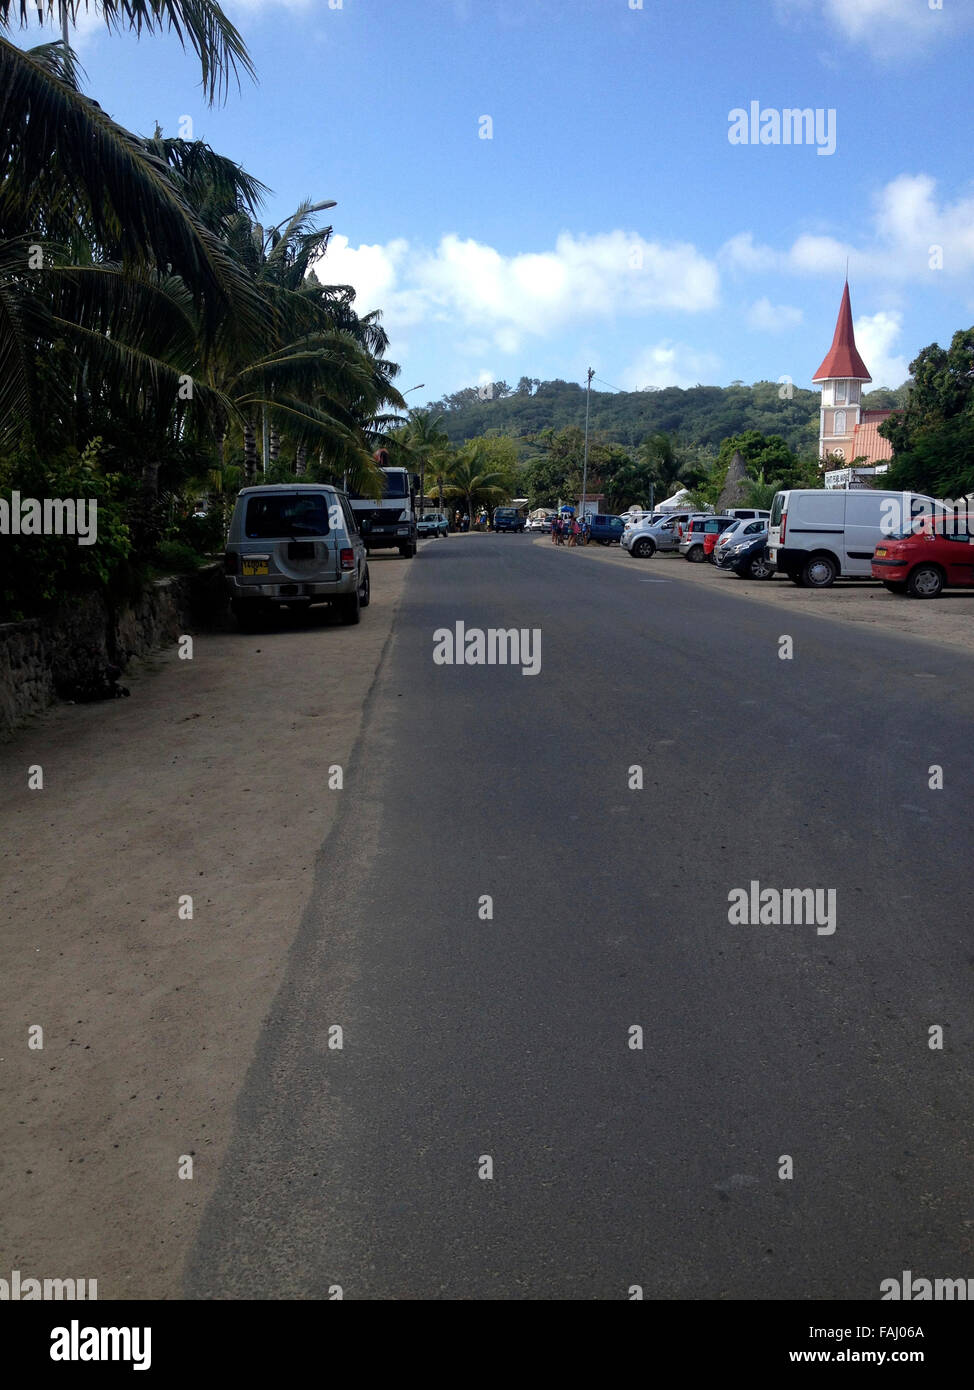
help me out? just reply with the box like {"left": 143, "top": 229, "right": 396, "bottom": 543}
{"left": 442, "top": 443, "right": 509, "bottom": 523}
{"left": 404, "top": 408, "right": 449, "bottom": 511}
{"left": 0, "top": 42, "right": 265, "bottom": 444}
{"left": 1, "top": 1, "right": 254, "bottom": 102}
{"left": 739, "top": 470, "right": 781, "bottom": 510}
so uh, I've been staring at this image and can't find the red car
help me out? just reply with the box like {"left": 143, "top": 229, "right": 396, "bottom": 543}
{"left": 871, "top": 512, "right": 974, "bottom": 598}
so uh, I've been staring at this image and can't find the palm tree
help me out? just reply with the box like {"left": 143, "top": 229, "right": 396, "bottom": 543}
{"left": 637, "top": 432, "right": 688, "bottom": 498}
{"left": 202, "top": 199, "right": 404, "bottom": 492}
{"left": 443, "top": 443, "right": 508, "bottom": 524}
{"left": 2, "top": 2, "right": 254, "bottom": 103}
{"left": 0, "top": 41, "right": 265, "bottom": 441}
{"left": 740, "top": 470, "right": 781, "bottom": 510}
{"left": 404, "top": 408, "right": 449, "bottom": 512}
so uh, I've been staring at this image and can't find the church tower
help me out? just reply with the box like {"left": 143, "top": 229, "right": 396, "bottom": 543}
{"left": 812, "top": 282, "right": 871, "bottom": 463}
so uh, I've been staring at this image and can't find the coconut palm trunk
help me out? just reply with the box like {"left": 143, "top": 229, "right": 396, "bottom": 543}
{"left": 295, "top": 443, "right": 307, "bottom": 475}
{"left": 243, "top": 419, "right": 258, "bottom": 485}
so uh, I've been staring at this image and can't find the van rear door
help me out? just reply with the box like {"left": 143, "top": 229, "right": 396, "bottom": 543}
{"left": 844, "top": 491, "right": 894, "bottom": 576}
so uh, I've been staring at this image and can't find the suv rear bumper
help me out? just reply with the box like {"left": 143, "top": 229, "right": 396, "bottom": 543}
{"left": 226, "top": 572, "right": 356, "bottom": 602}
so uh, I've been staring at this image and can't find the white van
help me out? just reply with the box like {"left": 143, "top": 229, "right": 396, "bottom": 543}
{"left": 767, "top": 489, "right": 938, "bottom": 588}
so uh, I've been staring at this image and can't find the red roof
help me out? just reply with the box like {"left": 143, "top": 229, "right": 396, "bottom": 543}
{"left": 850, "top": 416, "right": 894, "bottom": 465}
{"left": 812, "top": 282, "right": 871, "bottom": 383}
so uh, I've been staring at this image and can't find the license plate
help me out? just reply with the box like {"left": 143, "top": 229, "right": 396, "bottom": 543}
{"left": 242, "top": 559, "right": 268, "bottom": 576}
{"left": 875, "top": 547, "right": 887, "bottom": 557}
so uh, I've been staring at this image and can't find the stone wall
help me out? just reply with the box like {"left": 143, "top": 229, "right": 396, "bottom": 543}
{"left": 0, "top": 564, "right": 227, "bottom": 741}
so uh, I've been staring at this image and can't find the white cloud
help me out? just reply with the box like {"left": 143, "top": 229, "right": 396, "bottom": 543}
{"left": 315, "top": 230, "right": 719, "bottom": 354}
{"left": 855, "top": 310, "right": 909, "bottom": 387}
{"left": 721, "top": 173, "right": 974, "bottom": 283}
{"left": 774, "top": 0, "right": 961, "bottom": 56}
{"left": 747, "top": 298, "right": 804, "bottom": 332}
{"left": 618, "top": 342, "right": 722, "bottom": 392}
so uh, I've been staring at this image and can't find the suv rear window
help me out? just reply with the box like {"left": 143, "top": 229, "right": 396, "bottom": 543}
{"left": 245, "top": 493, "right": 331, "bottom": 539}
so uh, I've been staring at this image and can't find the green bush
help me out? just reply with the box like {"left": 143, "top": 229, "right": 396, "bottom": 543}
{"left": 153, "top": 540, "right": 204, "bottom": 575}
{"left": 169, "top": 509, "right": 226, "bottom": 556}
{"left": 0, "top": 438, "right": 135, "bottom": 620}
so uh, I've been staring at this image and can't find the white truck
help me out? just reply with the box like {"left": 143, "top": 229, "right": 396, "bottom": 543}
{"left": 347, "top": 450, "right": 420, "bottom": 558}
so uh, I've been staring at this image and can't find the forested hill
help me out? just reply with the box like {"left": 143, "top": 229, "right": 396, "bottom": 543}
{"left": 424, "top": 378, "right": 907, "bottom": 458}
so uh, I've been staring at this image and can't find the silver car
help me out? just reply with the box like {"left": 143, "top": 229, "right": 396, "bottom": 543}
{"left": 224, "top": 483, "right": 370, "bottom": 629}
{"left": 622, "top": 513, "right": 687, "bottom": 558}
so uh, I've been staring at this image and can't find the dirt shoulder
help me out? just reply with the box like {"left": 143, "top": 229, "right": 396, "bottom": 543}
{"left": 537, "top": 537, "right": 974, "bottom": 655}
{"left": 0, "top": 550, "right": 415, "bottom": 1298}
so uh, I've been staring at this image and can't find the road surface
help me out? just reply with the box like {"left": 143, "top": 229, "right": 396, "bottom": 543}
{"left": 183, "top": 534, "right": 974, "bottom": 1300}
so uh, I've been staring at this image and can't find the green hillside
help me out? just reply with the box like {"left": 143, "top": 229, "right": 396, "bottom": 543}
{"left": 425, "top": 377, "right": 907, "bottom": 461}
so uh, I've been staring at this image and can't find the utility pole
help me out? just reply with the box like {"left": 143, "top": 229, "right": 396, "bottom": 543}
{"left": 579, "top": 367, "right": 594, "bottom": 521}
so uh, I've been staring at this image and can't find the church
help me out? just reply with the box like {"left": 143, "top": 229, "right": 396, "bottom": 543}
{"left": 812, "top": 281, "right": 898, "bottom": 487}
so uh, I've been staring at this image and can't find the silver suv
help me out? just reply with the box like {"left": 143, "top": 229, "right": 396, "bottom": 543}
{"left": 224, "top": 484, "right": 370, "bottom": 629}
{"left": 622, "top": 513, "right": 688, "bottom": 558}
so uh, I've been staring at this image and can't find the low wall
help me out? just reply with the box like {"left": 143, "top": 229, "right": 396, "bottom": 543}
{"left": 0, "top": 563, "right": 227, "bottom": 741}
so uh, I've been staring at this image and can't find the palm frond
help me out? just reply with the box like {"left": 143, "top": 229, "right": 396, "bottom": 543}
{"left": 4, "top": 1, "right": 255, "bottom": 103}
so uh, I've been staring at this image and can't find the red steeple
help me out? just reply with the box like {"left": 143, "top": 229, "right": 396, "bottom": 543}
{"left": 812, "top": 281, "right": 871, "bottom": 383}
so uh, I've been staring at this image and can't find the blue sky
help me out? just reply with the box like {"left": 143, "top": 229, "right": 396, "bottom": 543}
{"left": 23, "top": 0, "right": 974, "bottom": 404}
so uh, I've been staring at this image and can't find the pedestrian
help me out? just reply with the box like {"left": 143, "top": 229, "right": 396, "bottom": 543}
{"left": 462, "top": 513, "right": 469, "bottom": 532}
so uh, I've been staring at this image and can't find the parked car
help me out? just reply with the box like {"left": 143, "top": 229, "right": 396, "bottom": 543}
{"left": 871, "top": 511, "right": 974, "bottom": 598}
{"left": 679, "top": 515, "right": 737, "bottom": 562}
{"left": 767, "top": 488, "right": 940, "bottom": 588}
{"left": 720, "top": 530, "right": 776, "bottom": 580}
{"left": 587, "top": 514, "right": 626, "bottom": 545}
{"left": 417, "top": 512, "right": 448, "bottom": 537}
{"left": 493, "top": 507, "right": 525, "bottom": 533}
{"left": 725, "top": 508, "right": 771, "bottom": 521}
{"left": 224, "top": 484, "right": 370, "bottom": 630}
{"left": 714, "top": 517, "right": 768, "bottom": 562}
{"left": 622, "top": 513, "right": 685, "bottom": 558}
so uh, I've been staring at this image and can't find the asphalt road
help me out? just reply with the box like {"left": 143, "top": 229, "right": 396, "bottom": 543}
{"left": 186, "top": 534, "right": 974, "bottom": 1300}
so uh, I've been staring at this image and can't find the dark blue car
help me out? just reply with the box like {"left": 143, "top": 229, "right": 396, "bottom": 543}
{"left": 718, "top": 530, "right": 775, "bottom": 580}
{"left": 587, "top": 514, "right": 625, "bottom": 545}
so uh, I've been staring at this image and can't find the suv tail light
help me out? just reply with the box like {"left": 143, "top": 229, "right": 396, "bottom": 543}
{"left": 223, "top": 551, "right": 237, "bottom": 575}
{"left": 780, "top": 510, "right": 787, "bottom": 544}
{"left": 340, "top": 547, "right": 355, "bottom": 570}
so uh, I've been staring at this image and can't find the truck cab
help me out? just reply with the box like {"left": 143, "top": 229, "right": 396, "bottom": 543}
{"left": 348, "top": 463, "right": 420, "bottom": 558}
